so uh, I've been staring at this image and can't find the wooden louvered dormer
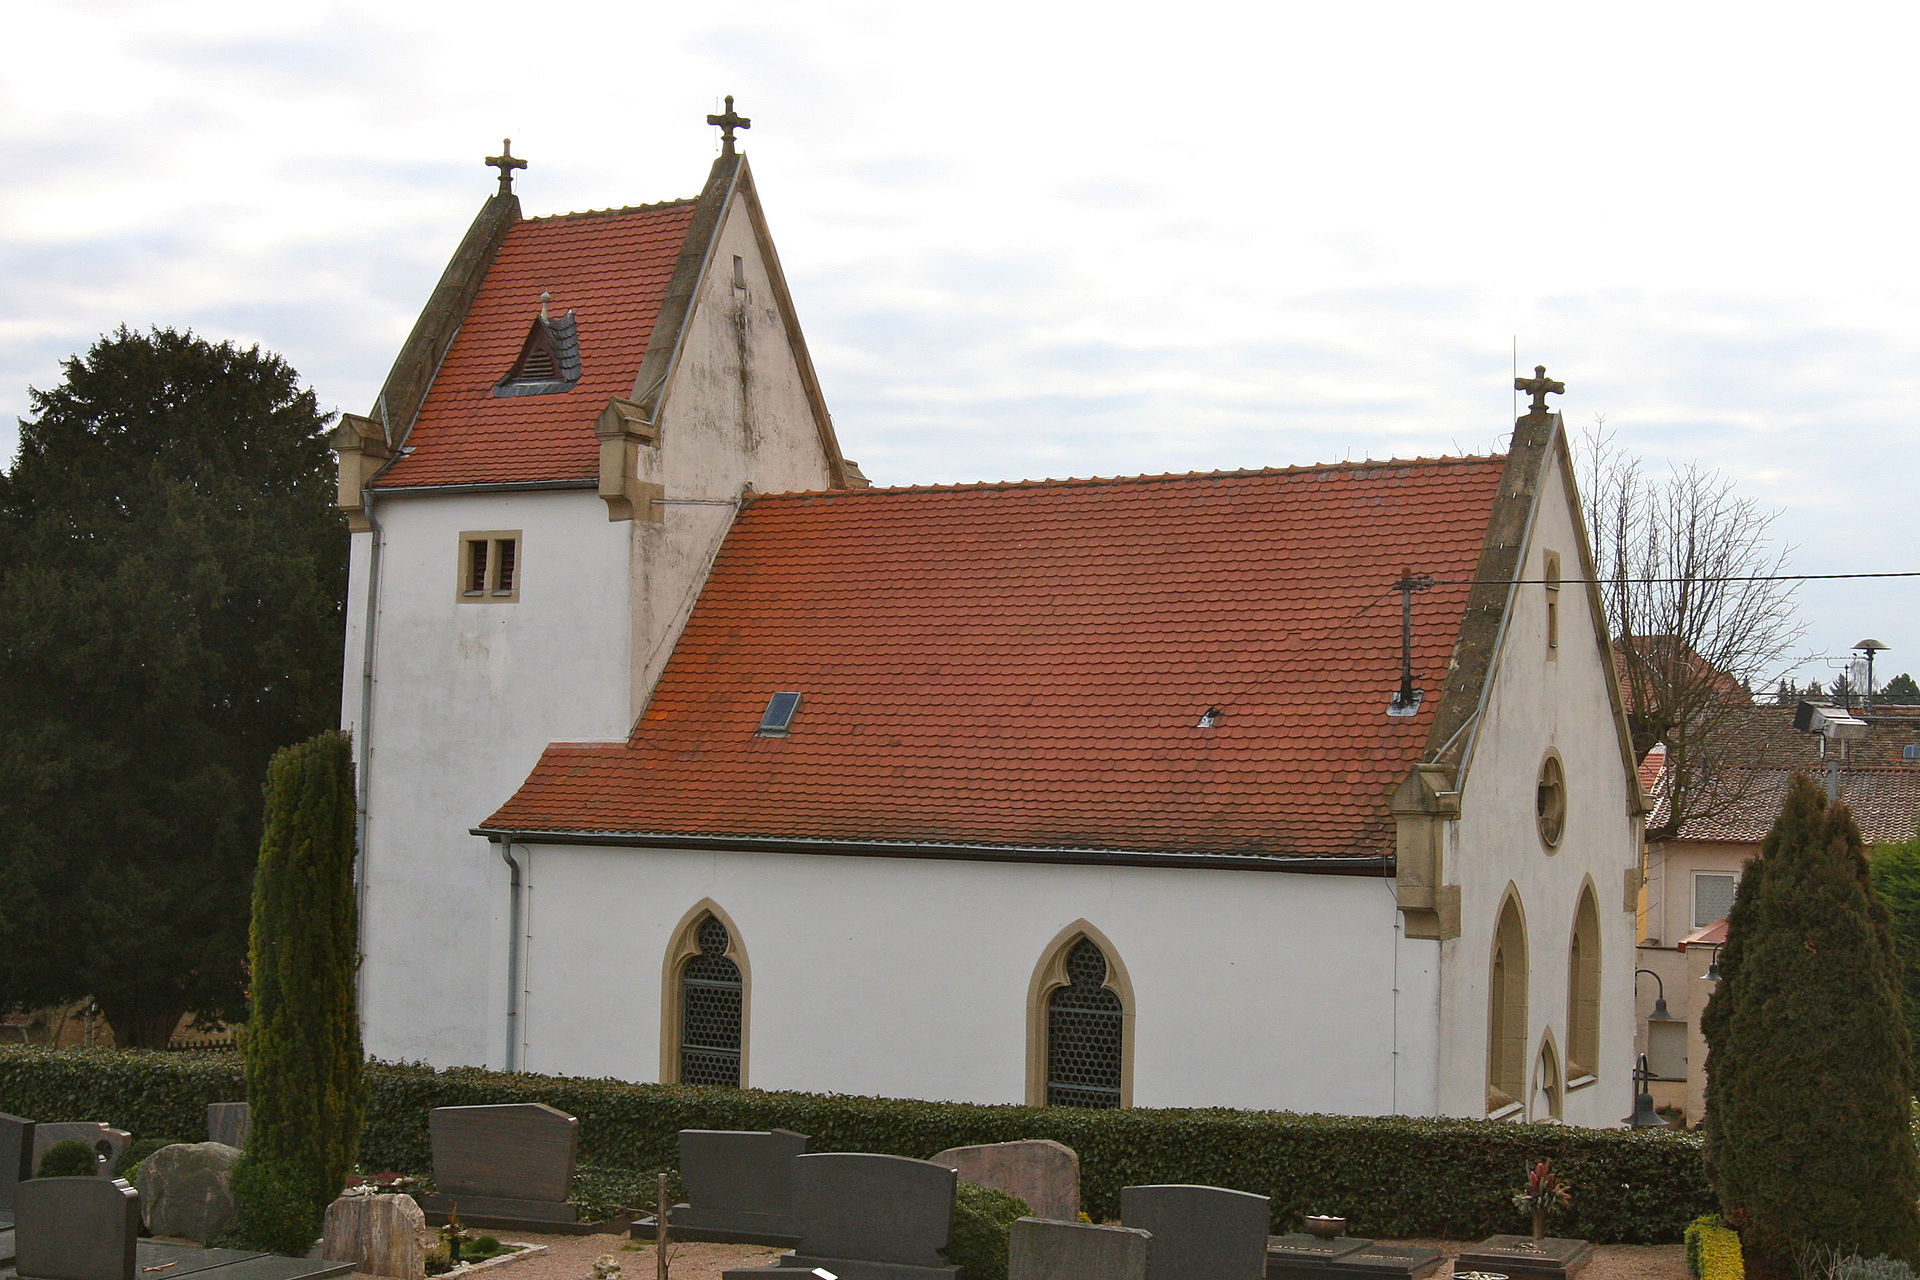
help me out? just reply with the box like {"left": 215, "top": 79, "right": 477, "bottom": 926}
{"left": 494, "top": 297, "right": 582, "bottom": 397}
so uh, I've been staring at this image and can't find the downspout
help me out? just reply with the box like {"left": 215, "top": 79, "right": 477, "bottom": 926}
{"left": 500, "top": 836, "right": 525, "bottom": 1073}
{"left": 353, "top": 478, "right": 382, "bottom": 1022}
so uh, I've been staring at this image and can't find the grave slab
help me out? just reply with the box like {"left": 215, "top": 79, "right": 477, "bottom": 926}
{"left": 1452, "top": 1236, "right": 1593, "bottom": 1280}
{"left": 205, "top": 1106, "right": 250, "bottom": 1152}
{"left": 28, "top": 1128, "right": 130, "bottom": 1180}
{"left": 1120, "top": 1184, "right": 1270, "bottom": 1280}
{"left": 12, "top": 1175, "right": 138, "bottom": 1280}
{"left": 1265, "top": 1234, "right": 1369, "bottom": 1280}
{"left": 1009, "top": 1217, "right": 1150, "bottom": 1280}
{"left": 1324, "top": 1242, "right": 1443, "bottom": 1279}
{"left": 930, "top": 1140, "right": 1077, "bottom": 1223}
{"left": 420, "top": 1105, "right": 576, "bottom": 1231}
{"left": 631, "top": 1130, "right": 808, "bottom": 1246}
{"left": 0, "top": 1116, "right": 34, "bottom": 1213}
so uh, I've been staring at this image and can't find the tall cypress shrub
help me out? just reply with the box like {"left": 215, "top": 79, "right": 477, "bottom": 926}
{"left": 1701, "top": 773, "right": 1920, "bottom": 1275}
{"left": 233, "top": 730, "right": 365, "bottom": 1253}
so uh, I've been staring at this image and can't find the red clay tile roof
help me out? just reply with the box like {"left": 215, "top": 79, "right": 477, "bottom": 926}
{"left": 1654, "top": 765, "right": 1920, "bottom": 846}
{"left": 484, "top": 458, "right": 1511, "bottom": 859}
{"left": 375, "top": 201, "right": 696, "bottom": 488}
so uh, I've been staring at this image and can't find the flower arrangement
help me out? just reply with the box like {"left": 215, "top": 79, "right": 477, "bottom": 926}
{"left": 1512, "top": 1159, "right": 1572, "bottom": 1240}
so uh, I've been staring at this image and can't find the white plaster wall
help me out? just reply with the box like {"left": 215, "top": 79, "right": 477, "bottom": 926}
{"left": 347, "top": 489, "right": 632, "bottom": 1067}
{"left": 1435, "top": 436, "right": 1642, "bottom": 1127}
{"left": 629, "top": 194, "right": 839, "bottom": 715}
{"left": 514, "top": 847, "right": 1442, "bottom": 1115}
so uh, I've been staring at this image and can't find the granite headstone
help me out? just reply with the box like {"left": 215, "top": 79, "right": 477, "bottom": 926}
{"left": 30, "top": 1126, "right": 131, "bottom": 1179}
{"left": 13, "top": 1176, "right": 139, "bottom": 1280}
{"left": 1009, "top": 1216, "right": 1150, "bottom": 1280}
{"left": 0, "top": 1112, "right": 35, "bottom": 1213}
{"left": 205, "top": 1104, "right": 250, "bottom": 1152}
{"left": 639, "top": 1129, "right": 808, "bottom": 1245}
{"left": 930, "top": 1140, "right": 1077, "bottom": 1223}
{"left": 720, "top": 1152, "right": 960, "bottom": 1280}
{"left": 135, "top": 1142, "right": 241, "bottom": 1244}
{"left": 420, "top": 1103, "right": 576, "bottom": 1226}
{"left": 1120, "top": 1184, "right": 1270, "bottom": 1280}
{"left": 1451, "top": 1235, "right": 1592, "bottom": 1280}
{"left": 320, "top": 1192, "right": 428, "bottom": 1280}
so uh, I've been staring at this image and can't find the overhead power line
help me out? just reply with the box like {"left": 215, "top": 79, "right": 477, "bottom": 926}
{"left": 1431, "top": 571, "right": 1920, "bottom": 588}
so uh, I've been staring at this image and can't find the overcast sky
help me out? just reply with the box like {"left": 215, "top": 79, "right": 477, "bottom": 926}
{"left": 7, "top": 0, "right": 1917, "bottom": 691}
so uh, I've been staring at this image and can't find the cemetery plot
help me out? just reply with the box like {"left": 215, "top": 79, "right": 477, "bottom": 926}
{"left": 1008, "top": 1216, "right": 1150, "bottom": 1280}
{"left": 631, "top": 1130, "right": 808, "bottom": 1247}
{"left": 419, "top": 1105, "right": 608, "bottom": 1233}
{"left": 1120, "top": 1184, "right": 1270, "bottom": 1280}
{"left": 1451, "top": 1236, "right": 1594, "bottom": 1280}
{"left": 720, "top": 1152, "right": 961, "bottom": 1280}
{"left": 930, "top": 1140, "right": 1078, "bottom": 1224}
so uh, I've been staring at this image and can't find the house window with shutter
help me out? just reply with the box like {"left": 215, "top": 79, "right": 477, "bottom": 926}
{"left": 459, "top": 531, "right": 521, "bottom": 603}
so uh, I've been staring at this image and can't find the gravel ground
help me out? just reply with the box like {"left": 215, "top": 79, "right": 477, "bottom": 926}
{"left": 387, "top": 1229, "right": 1685, "bottom": 1280}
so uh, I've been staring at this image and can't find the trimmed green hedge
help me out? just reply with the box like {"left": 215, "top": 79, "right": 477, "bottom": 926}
{"left": 0, "top": 1047, "right": 1711, "bottom": 1242}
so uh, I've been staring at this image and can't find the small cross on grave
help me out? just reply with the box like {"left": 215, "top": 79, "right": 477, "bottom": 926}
{"left": 1515, "top": 364, "right": 1565, "bottom": 415}
{"left": 486, "top": 139, "right": 527, "bottom": 196}
{"left": 708, "top": 95, "right": 751, "bottom": 154}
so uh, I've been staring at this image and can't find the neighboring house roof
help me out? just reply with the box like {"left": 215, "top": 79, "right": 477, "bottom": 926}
{"left": 375, "top": 200, "right": 697, "bottom": 488}
{"left": 484, "top": 456, "right": 1512, "bottom": 861}
{"left": 1651, "top": 761, "right": 1920, "bottom": 845}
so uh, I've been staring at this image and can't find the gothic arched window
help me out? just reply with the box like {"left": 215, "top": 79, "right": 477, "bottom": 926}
{"left": 673, "top": 913, "right": 743, "bottom": 1087}
{"left": 1488, "top": 890, "right": 1529, "bottom": 1117}
{"left": 1046, "top": 938, "right": 1125, "bottom": 1108}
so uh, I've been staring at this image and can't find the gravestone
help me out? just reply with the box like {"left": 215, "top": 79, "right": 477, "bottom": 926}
{"left": 135, "top": 1142, "right": 240, "bottom": 1244}
{"left": 1325, "top": 1242, "right": 1443, "bottom": 1279}
{"left": 1265, "top": 1234, "right": 1370, "bottom": 1280}
{"left": 1452, "top": 1235, "right": 1593, "bottom": 1280}
{"left": 205, "top": 1104, "right": 250, "bottom": 1151}
{"left": 633, "top": 1129, "right": 809, "bottom": 1245}
{"left": 1120, "top": 1184, "right": 1270, "bottom": 1280}
{"left": 13, "top": 1176, "right": 139, "bottom": 1280}
{"left": 321, "top": 1193, "right": 428, "bottom": 1280}
{"left": 1009, "top": 1216, "right": 1150, "bottom": 1280}
{"left": 420, "top": 1103, "right": 576, "bottom": 1226}
{"left": 930, "top": 1139, "right": 1077, "bottom": 1223}
{"left": 720, "top": 1152, "right": 960, "bottom": 1280}
{"left": 0, "top": 1112, "right": 35, "bottom": 1214}
{"left": 31, "top": 1126, "right": 131, "bottom": 1178}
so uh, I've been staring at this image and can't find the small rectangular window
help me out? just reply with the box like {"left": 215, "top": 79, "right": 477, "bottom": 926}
{"left": 1694, "top": 872, "right": 1737, "bottom": 928}
{"left": 1543, "top": 550, "right": 1561, "bottom": 653}
{"left": 732, "top": 254, "right": 746, "bottom": 290}
{"left": 757, "top": 691, "right": 802, "bottom": 736}
{"left": 458, "top": 531, "right": 521, "bottom": 603}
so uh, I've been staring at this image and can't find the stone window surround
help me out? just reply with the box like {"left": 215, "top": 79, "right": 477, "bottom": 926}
{"left": 1487, "top": 885, "right": 1529, "bottom": 1119}
{"left": 1536, "top": 749, "right": 1567, "bottom": 850}
{"left": 458, "top": 530, "right": 521, "bottom": 603}
{"left": 1565, "top": 880, "right": 1602, "bottom": 1088}
{"left": 1025, "top": 920, "right": 1135, "bottom": 1109}
{"left": 658, "top": 898, "right": 751, "bottom": 1087}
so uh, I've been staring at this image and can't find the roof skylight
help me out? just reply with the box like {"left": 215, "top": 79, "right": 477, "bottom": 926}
{"left": 757, "top": 691, "right": 802, "bottom": 736}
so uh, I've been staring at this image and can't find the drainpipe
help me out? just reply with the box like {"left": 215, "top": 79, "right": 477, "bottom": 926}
{"left": 500, "top": 836, "right": 525, "bottom": 1072}
{"left": 353, "top": 482, "right": 382, "bottom": 1022}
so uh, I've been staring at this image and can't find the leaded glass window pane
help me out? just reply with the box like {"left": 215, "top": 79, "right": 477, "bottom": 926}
{"left": 1047, "top": 938, "right": 1122, "bottom": 1108}
{"left": 680, "top": 916, "right": 742, "bottom": 1087}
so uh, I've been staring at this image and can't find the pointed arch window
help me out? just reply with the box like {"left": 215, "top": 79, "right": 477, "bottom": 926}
{"left": 1026, "top": 924, "right": 1134, "bottom": 1109}
{"left": 1488, "top": 891, "right": 1529, "bottom": 1118}
{"left": 1532, "top": 1032, "right": 1563, "bottom": 1121}
{"left": 1567, "top": 885, "right": 1601, "bottom": 1082}
{"left": 660, "top": 904, "right": 748, "bottom": 1087}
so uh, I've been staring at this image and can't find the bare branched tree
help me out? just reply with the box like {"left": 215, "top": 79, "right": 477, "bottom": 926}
{"left": 1579, "top": 420, "right": 1805, "bottom": 841}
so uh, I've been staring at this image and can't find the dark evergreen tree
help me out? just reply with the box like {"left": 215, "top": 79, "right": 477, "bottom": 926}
{"left": 1879, "top": 672, "right": 1920, "bottom": 705}
{"left": 233, "top": 730, "right": 364, "bottom": 1254}
{"left": 1869, "top": 828, "right": 1920, "bottom": 1078}
{"left": 0, "top": 327, "right": 345, "bottom": 1046}
{"left": 1702, "top": 774, "right": 1920, "bottom": 1274}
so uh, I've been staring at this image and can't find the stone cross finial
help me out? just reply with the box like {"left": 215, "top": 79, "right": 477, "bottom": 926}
{"left": 1515, "top": 364, "right": 1565, "bottom": 414}
{"left": 486, "top": 139, "right": 527, "bottom": 195}
{"left": 707, "top": 96, "right": 751, "bottom": 155}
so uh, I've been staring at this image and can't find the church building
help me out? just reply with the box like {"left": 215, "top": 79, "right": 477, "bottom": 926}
{"left": 335, "top": 111, "right": 1647, "bottom": 1125}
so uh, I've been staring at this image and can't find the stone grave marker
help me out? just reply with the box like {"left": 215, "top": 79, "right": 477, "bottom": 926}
{"left": 205, "top": 1104, "right": 250, "bottom": 1151}
{"left": 720, "top": 1152, "right": 960, "bottom": 1280}
{"left": 1452, "top": 1235, "right": 1593, "bottom": 1280}
{"left": 1265, "top": 1233, "right": 1370, "bottom": 1280}
{"left": 1120, "top": 1184, "right": 1270, "bottom": 1280}
{"left": 1009, "top": 1216, "right": 1150, "bottom": 1280}
{"left": 0, "top": 1112, "right": 35, "bottom": 1214}
{"left": 135, "top": 1142, "right": 240, "bottom": 1245}
{"left": 321, "top": 1192, "right": 428, "bottom": 1280}
{"left": 420, "top": 1103, "right": 576, "bottom": 1226}
{"left": 31, "top": 1125, "right": 132, "bottom": 1178}
{"left": 930, "top": 1139, "right": 1077, "bottom": 1222}
{"left": 633, "top": 1129, "right": 808, "bottom": 1245}
{"left": 13, "top": 1176, "right": 139, "bottom": 1280}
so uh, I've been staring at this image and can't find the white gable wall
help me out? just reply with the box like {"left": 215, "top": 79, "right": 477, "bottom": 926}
{"left": 507, "top": 843, "right": 1442, "bottom": 1114}
{"left": 1435, "top": 434, "right": 1640, "bottom": 1124}
{"left": 347, "top": 189, "right": 842, "bottom": 1069}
